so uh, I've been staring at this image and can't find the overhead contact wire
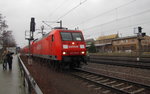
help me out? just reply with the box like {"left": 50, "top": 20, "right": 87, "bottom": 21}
{"left": 72, "top": 0, "right": 137, "bottom": 27}
{"left": 57, "top": 0, "right": 87, "bottom": 21}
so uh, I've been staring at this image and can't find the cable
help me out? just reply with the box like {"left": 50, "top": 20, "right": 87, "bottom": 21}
{"left": 57, "top": 0, "right": 87, "bottom": 20}
{"left": 42, "top": 21, "right": 53, "bottom": 29}
{"left": 71, "top": 0, "right": 137, "bottom": 27}
{"left": 82, "top": 8, "right": 150, "bottom": 31}
{"left": 49, "top": 0, "right": 69, "bottom": 18}
{"left": 85, "top": 20, "right": 150, "bottom": 38}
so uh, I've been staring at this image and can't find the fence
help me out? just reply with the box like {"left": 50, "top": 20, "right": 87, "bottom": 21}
{"left": 18, "top": 56, "right": 43, "bottom": 94}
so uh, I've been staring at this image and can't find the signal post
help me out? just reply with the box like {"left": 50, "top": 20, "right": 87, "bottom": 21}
{"left": 134, "top": 26, "right": 146, "bottom": 61}
{"left": 25, "top": 17, "right": 35, "bottom": 65}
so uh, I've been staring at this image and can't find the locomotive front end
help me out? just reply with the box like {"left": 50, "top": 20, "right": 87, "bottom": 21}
{"left": 60, "top": 30, "right": 87, "bottom": 68}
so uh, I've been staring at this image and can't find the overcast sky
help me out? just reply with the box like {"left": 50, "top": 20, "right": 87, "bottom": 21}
{"left": 0, "top": 0, "right": 150, "bottom": 47}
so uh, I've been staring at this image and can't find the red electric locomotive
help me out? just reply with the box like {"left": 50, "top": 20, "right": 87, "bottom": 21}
{"left": 23, "top": 28, "right": 87, "bottom": 69}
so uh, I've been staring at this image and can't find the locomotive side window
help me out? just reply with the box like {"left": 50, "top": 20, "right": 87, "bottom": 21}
{"left": 52, "top": 35, "right": 54, "bottom": 42}
{"left": 72, "top": 32, "right": 83, "bottom": 41}
{"left": 61, "top": 32, "right": 72, "bottom": 41}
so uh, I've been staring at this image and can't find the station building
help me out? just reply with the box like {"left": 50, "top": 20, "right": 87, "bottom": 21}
{"left": 112, "top": 35, "right": 150, "bottom": 52}
{"left": 86, "top": 34, "right": 150, "bottom": 53}
{"left": 94, "top": 34, "right": 118, "bottom": 52}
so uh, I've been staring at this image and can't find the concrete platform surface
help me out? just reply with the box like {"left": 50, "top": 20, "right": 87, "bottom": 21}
{"left": 0, "top": 55, "right": 26, "bottom": 94}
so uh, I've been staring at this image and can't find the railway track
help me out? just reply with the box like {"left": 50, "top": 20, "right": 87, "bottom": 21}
{"left": 89, "top": 56, "right": 150, "bottom": 63}
{"left": 71, "top": 68, "right": 150, "bottom": 94}
{"left": 89, "top": 58, "right": 150, "bottom": 69}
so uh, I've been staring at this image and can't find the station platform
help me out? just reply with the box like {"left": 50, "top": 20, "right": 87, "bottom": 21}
{"left": 0, "top": 55, "right": 26, "bottom": 94}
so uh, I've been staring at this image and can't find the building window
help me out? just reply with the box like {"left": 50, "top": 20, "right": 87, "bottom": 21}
{"left": 131, "top": 39, "right": 135, "bottom": 42}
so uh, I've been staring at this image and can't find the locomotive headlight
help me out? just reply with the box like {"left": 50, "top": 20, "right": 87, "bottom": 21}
{"left": 81, "top": 51, "right": 85, "bottom": 54}
{"left": 72, "top": 42, "right": 75, "bottom": 45}
{"left": 80, "top": 45, "right": 85, "bottom": 48}
{"left": 62, "top": 52, "right": 67, "bottom": 55}
{"left": 63, "top": 45, "right": 68, "bottom": 49}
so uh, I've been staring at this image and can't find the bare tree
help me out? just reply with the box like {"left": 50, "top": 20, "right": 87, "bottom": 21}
{"left": 0, "top": 14, "right": 16, "bottom": 51}
{"left": 3, "top": 30, "right": 16, "bottom": 47}
{"left": 0, "top": 14, "right": 8, "bottom": 34}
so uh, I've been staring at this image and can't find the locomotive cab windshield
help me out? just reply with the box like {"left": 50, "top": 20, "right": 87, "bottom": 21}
{"left": 60, "top": 32, "right": 84, "bottom": 41}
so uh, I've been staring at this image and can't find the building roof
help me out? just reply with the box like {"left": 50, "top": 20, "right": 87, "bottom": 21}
{"left": 95, "top": 43, "right": 111, "bottom": 47}
{"left": 113, "top": 35, "right": 137, "bottom": 41}
{"left": 143, "top": 36, "right": 150, "bottom": 39}
{"left": 96, "top": 34, "right": 118, "bottom": 41}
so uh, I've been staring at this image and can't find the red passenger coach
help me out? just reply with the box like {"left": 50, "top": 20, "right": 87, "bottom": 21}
{"left": 21, "top": 46, "right": 29, "bottom": 55}
{"left": 25, "top": 28, "right": 87, "bottom": 69}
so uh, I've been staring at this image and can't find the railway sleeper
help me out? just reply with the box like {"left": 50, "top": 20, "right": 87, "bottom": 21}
{"left": 85, "top": 74, "right": 95, "bottom": 78}
{"left": 87, "top": 84, "right": 96, "bottom": 88}
{"left": 102, "top": 90, "right": 111, "bottom": 94}
{"left": 91, "top": 78, "right": 102, "bottom": 82}
{"left": 130, "top": 88, "right": 145, "bottom": 94}
{"left": 78, "top": 73, "right": 90, "bottom": 77}
{"left": 103, "top": 81, "right": 117, "bottom": 85}
{"left": 86, "top": 76, "right": 98, "bottom": 80}
{"left": 112, "top": 83, "right": 125, "bottom": 87}
{"left": 120, "top": 85, "right": 133, "bottom": 90}
{"left": 94, "top": 87, "right": 102, "bottom": 90}
{"left": 93, "top": 77, "right": 104, "bottom": 81}
{"left": 97, "top": 79, "right": 109, "bottom": 83}
{"left": 78, "top": 72, "right": 89, "bottom": 75}
{"left": 89, "top": 76, "right": 99, "bottom": 79}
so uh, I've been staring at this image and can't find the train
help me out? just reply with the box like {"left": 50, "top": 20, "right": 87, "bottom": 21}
{"left": 21, "top": 27, "right": 87, "bottom": 69}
